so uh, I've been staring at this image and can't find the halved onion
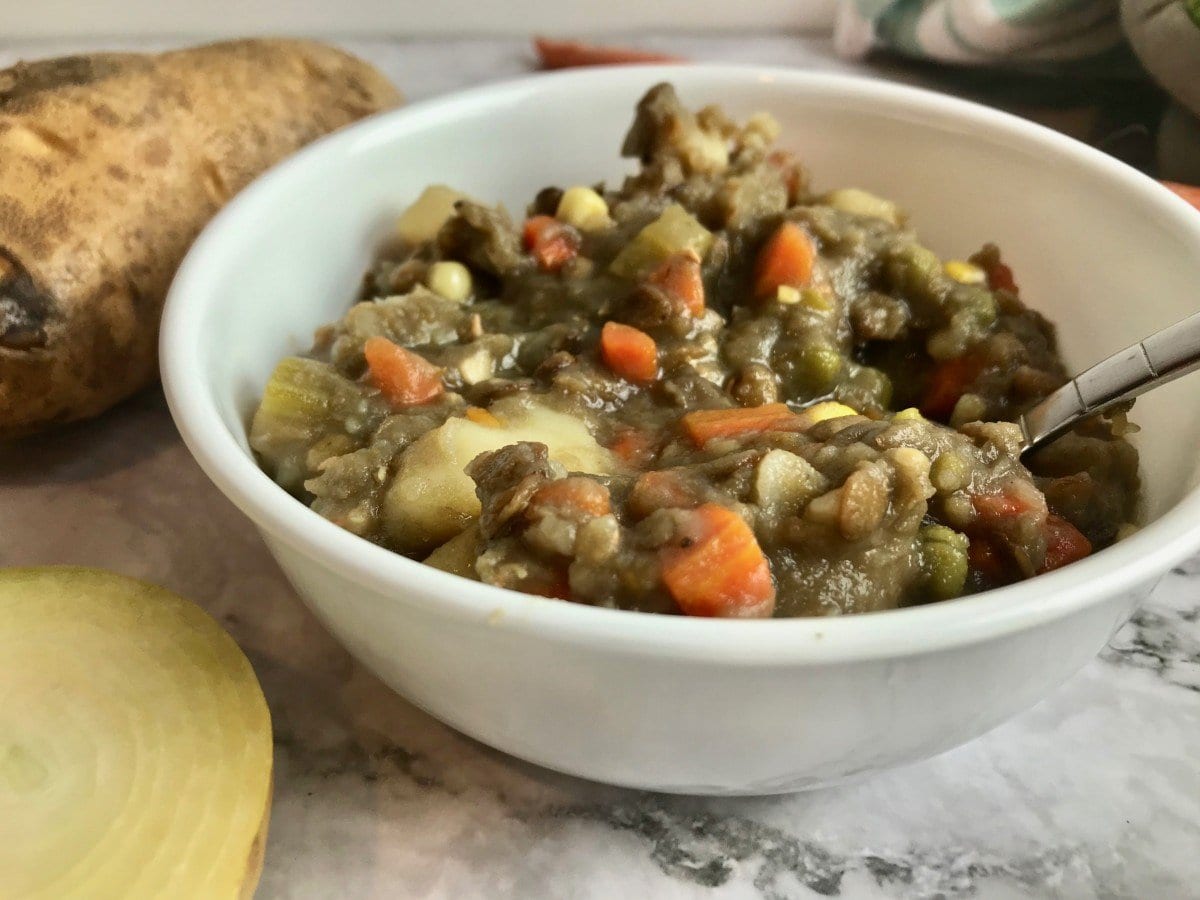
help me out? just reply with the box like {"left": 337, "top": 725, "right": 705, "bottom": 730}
{"left": 0, "top": 568, "right": 273, "bottom": 899}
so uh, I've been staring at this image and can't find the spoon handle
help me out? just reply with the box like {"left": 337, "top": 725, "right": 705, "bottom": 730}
{"left": 1019, "top": 310, "right": 1200, "bottom": 454}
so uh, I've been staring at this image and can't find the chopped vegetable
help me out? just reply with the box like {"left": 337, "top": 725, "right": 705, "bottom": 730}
{"left": 465, "top": 406, "right": 502, "bottom": 427}
{"left": 661, "top": 503, "right": 776, "bottom": 617}
{"left": 532, "top": 476, "right": 613, "bottom": 518}
{"left": 921, "top": 356, "right": 982, "bottom": 420}
{"left": 523, "top": 214, "right": 582, "bottom": 272}
{"left": 533, "top": 36, "right": 683, "bottom": 69}
{"left": 823, "top": 188, "right": 899, "bottom": 225}
{"left": 251, "top": 356, "right": 365, "bottom": 441}
{"left": 383, "top": 399, "right": 616, "bottom": 551}
{"left": 608, "top": 427, "right": 657, "bottom": 465}
{"left": 775, "top": 285, "right": 801, "bottom": 305}
{"left": 600, "top": 321, "right": 659, "bottom": 383}
{"left": 424, "top": 525, "right": 481, "bottom": 579}
{"left": 754, "top": 221, "right": 816, "bottom": 298}
{"left": 630, "top": 469, "right": 701, "bottom": 514}
{"left": 610, "top": 204, "right": 713, "bottom": 278}
{"left": 425, "top": 260, "right": 473, "bottom": 301}
{"left": 681, "top": 403, "right": 797, "bottom": 446}
{"left": 1039, "top": 514, "right": 1092, "bottom": 572}
{"left": 397, "top": 184, "right": 468, "bottom": 244}
{"left": 645, "top": 249, "right": 705, "bottom": 315}
{"left": 363, "top": 336, "right": 444, "bottom": 407}
{"left": 555, "top": 186, "right": 612, "bottom": 231}
{"left": 943, "top": 260, "right": 986, "bottom": 285}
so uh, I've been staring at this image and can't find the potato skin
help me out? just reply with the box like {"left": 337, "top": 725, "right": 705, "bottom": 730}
{"left": 0, "top": 39, "right": 402, "bottom": 437}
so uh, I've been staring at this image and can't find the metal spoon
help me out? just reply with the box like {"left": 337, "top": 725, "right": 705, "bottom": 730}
{"left": 1019, "top": 310, "right": 1200, "bottom": 455}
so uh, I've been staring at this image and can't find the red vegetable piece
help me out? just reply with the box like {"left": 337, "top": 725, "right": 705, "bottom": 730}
{"left": 523, "top": 215, "right": 581, "bottom": 272}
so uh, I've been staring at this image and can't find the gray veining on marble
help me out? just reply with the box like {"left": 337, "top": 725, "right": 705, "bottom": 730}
{"left": 2, "top": 34, "right": 1198, "bottom": 900}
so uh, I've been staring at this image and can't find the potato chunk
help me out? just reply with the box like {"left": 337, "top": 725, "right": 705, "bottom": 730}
{"left": 383, "top": 399, "right": 615, "bottom": 551}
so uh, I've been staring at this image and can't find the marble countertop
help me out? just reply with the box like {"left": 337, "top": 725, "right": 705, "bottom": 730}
{"left": 2, "top": 34, "right": 1197, "bottom": 900}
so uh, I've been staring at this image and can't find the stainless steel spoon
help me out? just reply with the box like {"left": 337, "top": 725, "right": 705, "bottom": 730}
{"left": 1019, "top": 310, "right": 1200, "bottom": 455}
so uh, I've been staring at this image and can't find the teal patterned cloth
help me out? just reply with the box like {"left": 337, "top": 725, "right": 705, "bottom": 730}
{"left": 834, "top": 0, "right": 1142, "bottom": 76}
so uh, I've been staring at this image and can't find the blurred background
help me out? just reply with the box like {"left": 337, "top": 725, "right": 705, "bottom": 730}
{"left": 3, "top": 0, "right": 1196, "bottom": 183}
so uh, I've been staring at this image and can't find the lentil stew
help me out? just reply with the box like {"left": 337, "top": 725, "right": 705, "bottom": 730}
{"left": 250, "top": 84, "right": 1140, "bottom": 618}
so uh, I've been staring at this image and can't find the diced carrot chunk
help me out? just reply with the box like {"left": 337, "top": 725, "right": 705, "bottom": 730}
{"left": 645, "top": 250, "right": 705, "bottom": 315}
{"left": 608, "top": 427, "right": 657, "bottom": 466}
{"left": 600, "top": 321, "right": 658, "bottom": 384}
{"left": 661, "top": 503, "right": 775, "bottom": 618}
{"left": 363, "top": 336, "right": 444, "bottom": 407}
{"left": 630, "top": 470, "right": 701, "bottom": 516}
{"left": 920, "top": 356, "right": 983, "bottom": 420}
{"left": 1039, "top": 514, "right": 1091, "bottom": 573}
{"left": 971, "top": 488, "right": 1037, "bottom": 522}
{"left": 681, "top": 403, "right": 797, "bottom": 446}
{"left": 465, "top": 406, "right": 502, "bottom": 427}
{"left": 531, "top": 477, "right": 612, "bottom": 518}
{"left": 753, "top": 221, "right": 815, "bottom": 298}
{"left": 523, "top": 215, "right": 581, "bottom": 272}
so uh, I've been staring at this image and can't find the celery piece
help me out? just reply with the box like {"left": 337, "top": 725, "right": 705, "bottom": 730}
{"left": 609, "top": 204, "right": 714, "bottom": 279}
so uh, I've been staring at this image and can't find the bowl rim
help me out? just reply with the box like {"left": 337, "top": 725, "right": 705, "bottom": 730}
{"left": 161, "top": 63, "right": 1200, "bottom": 664}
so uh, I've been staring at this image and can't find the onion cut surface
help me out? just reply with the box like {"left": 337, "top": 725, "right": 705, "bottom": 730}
{"left": 0, "top": 568, "right": 272, "bottom": 900}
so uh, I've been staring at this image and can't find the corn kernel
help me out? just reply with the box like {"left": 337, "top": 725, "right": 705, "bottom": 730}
{"left": 944, "top": 260, "right": 986, "bottom": 285}
{"left": 776, "top": 285, "right": 801, "bottom": 305}
{"left": 555, "top": 186, "right": 612, "bottom": 232}
{"left": 426, "top": 261, "right": 472, "bottom": 302}
{"left": 892, "top": 407, "right": 924, "bottom": 422}
{"left": 795, "top": 401, "right": 857, "bottom": 430}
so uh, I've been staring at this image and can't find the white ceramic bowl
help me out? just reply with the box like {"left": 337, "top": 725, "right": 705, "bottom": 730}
{"left": 161, "top": 66, "right": 1200, "bottom": 794}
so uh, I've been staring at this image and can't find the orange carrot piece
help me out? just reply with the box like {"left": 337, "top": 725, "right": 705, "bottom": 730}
{"left": 920, "top": 356, "right": 982, "bottom": 420}
{"left": 531, "top": 477, "right": 612, "bottom": 518}
{"left": 661, "top": 503, "right": 775, "bottom": 618}
{"left": 600, "top": 321, "right": 658, "bottom": 384}
{"left": 534, "top": 36, "right": 684, "bottom": 69}
{"left": 753, "top": 221, "right": 815, "bottom": 298}
{"left": 681, "top": 403, "right": 796, "bottom": 446}
{"left": 630, "top": 470, "right": 701, "bottom": 515}
{"left": 363, "top": 336, "right": 444, "bottom": 407}
{"left": 645, "top": 250, "right": 705, "bottom": 316}
{"left": 608, "top": 427, "right": 657, "bottom": 466}
{"left": 1039, "top": 514, "right": 1091, "bottom": 573}
{"left": 523, "top": 215, "right": 581, "bottom": 272}
{"left": 465, "top": 406, "right": 502, "bottom": 427}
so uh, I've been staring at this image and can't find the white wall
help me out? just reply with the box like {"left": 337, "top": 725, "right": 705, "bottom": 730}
{"left": 1, "top": 0, "right": 838, "bottom": 38}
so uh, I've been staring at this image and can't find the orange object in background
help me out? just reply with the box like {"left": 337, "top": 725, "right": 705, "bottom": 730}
{"left": 534, "top": 36, "right": 683, "bottom": 69}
